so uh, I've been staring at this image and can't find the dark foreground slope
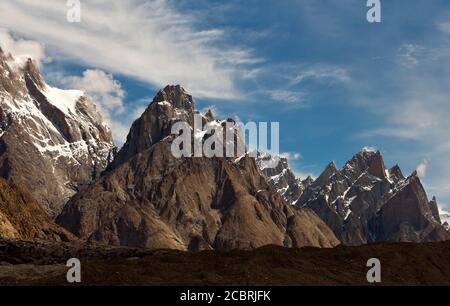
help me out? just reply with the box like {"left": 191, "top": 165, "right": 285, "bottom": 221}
{"left": 0, "top": 239, "right": 449, "bottom": 286}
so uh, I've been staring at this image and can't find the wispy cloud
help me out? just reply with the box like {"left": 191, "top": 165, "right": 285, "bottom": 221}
{"left": 355, "top": 17, "right": 450, "bottom": 210}
{"left": 61, "top": 69, "right": 125, "bottom": 113}
{"left": 0, "top": 28, "right": 46, "bottom": 66}
{"left": 288, "top": 66, "right": 350, "bottom": 86}
{"left": 268, "top": 90, "right": 306, "bottom": 104}
{"left": 252, "top": 63, "right": 350, "bottom": 106}
{"left": 280, "top": 152, "right": 302, "bottom": 161}
{"left": 51, "top": 69, "right": 138, "bottom": 144}
{"left": 416, "top": 160, "right": 428, "bottom": 178}
{"left": 0, "top": 0, "right": 259, "bottom": 99}
{"left": 396, "top": 44, "right": 425, "bottom": 68}
{"left": 438, "top": 204, "right": 449, "bottom": 215}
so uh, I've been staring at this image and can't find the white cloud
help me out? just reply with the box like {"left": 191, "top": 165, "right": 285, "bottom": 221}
{"left": 0, "top": 28, "right": 46, "bottom": 66}
{"left": 200, "top": 105, "right": 220, "bottom": 118}
{"left": 416, "top": 160, "right": 428, "bottom": 178}
{"left": 358, "top": 29, "right": 450, "bottom": 212}
{"left": 253, "top": 64, "right": 350, "bottom": 106}
{"left": 45, "top": 67, "right": 146, "bottom": 145}
{"left": 279, "top": 152, "right": 316, "bottom": 180}
{"left": 437, "top": 20, "right": 450, "bottom": 34}
{"left": 362, "top": 146, "right": 378, "bottom": 153}
{"left": 397, "top": 44, "right": 424, "bottom": 68}
{"left": 438, "top": 204, "right": 449, "bottom": 215}
{"left": 268, "top": 90, "right": 306, "bottom": 104}
{"left": 56, "top": 69, "right": 132, "bottom": 144}
{"left": 0, "top": 0, "right": 258, "bottom": 99}
{"left": 291, "top": 167, "right": 316, "bottom": 180}
{"left": 289, "top": 66, "right": 350, "bottom": 86}
{"left": 61, "top": 69, "right": 125, "bottom": 113}
{"left": 0, "top": 29, "right": 134, "bottom": 144}
{"left": 280, "top": 152, "right": 302, "bottom": 161}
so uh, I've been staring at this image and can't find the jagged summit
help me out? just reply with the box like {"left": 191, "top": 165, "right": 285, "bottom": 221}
{"left": 389, "top": 164, "right": 404, "bottom": 182}
{"left": 111, "top": 85, "right": 196, "bottom": 166}
{"left": 23, "top": 58, "right": 45, "bottom": 89}
{"left": 205, "top": 108, "right": 214, "bottom": 121}
{"left": 367, "top": 151, "right": 387, "bottom": 179}
{"left": 313, "top": 161, "right": 338, "bottom": 187}
{"left": 257, "top": 153, "right": 305, "bottom": 204}
{"left": 113, "top": 85, "right": 244, "bottom": 168}
{"left": 0, "top": 49, "right": 114, "bottom": 216}
{"left": 258, "top": 149, "right": 450, "bottom": 245}
{"left": 153, "top": 85, "right": 195, "bottom": 112}
{"left": 57, "top": 86, "right": 340, "bottom": 251}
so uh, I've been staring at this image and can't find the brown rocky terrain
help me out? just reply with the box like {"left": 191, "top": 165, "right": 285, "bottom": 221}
{"left": 0, "top": 238, "right": 449, "bottom": 286}
{"left": 0, "top": 178, "right": 74, "bottom": 242}
{"left": 0, "top": 45, "right": 449, "bottom": 276}
{"left": 56, "top": 85, "right": 340, "bottom": 251}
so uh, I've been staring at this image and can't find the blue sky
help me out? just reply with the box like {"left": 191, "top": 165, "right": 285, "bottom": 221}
{"left": 1, "top": 0, "right": 450, "bottom": 212}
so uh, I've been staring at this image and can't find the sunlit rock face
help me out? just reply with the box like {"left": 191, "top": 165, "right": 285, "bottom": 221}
{"left": 57, "top": 85, "right": 340, "bottom": 251}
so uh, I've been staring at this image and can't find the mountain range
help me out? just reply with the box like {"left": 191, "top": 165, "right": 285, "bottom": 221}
{"left": 260, "top": 150, "right": 450, "bottom": 245}
{"left": 0, "top": 47, "right": 449, "bottom": 251}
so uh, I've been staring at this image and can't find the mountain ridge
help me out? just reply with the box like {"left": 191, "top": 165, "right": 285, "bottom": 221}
{"left": 0, "top": 46, "right": 449, "bottom": 250}
{"left": 259, "top": 149, "right": 450, "bottom": 245}
{"left": 56, "top": 85, "right": 340, "bottom": 251}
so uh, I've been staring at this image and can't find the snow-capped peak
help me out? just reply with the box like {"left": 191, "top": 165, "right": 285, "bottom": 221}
{"left": 0, "top": 49, "right": 115, "bottom": 216}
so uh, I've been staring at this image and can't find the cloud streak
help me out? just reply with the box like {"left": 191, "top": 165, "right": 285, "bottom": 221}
{"left": 0, "top": 0, "right": 258, "bottom": 99}
{"left": 0, "top": 28, "right": 46, "bottom": 66}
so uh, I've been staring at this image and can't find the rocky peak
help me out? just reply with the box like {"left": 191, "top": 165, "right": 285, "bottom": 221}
{"left": 378, "top": 173, "right": 449, "bottom": 242}
{"left": 153, "top": 85, "right": 194, "bottom": 113}
{"left": 296, "top": 149, "right": 450, "bottom": 245}
{"left": 261, "top": 155, "right": 289, "bottom": 178}
{"left": 58, "top": 86, "right": 340, "bottom": 251}
{"left": 113, "top": 85, "right": 246, "bottom": 168}
{"left": 389, "top": 164, "right": 404, "bottom": 182}
{"left": 256, "top": 153, "right": 305, "bottom": 205}
{"left": 428, "top": 196, "right": 441, "bottom": 223}
{"left": 205, "top": 108, "right": 215, "bottom": 121}
{"left": 0, "top": 49, "right": 115, "bottom": 216}
{"left": 302, "top": 176, "right": 314, "bottom": 187}
{"left": 111, "top": 85, "right": 196, "bottom": 167}
{"left": 23, "top": 58, "right": 44, "bottom": 90}
{"left": 368, "top": 151, "right": 386, "bottom": 179}
{"left": 314, "top": 161, "right": 338, "bottom": 187}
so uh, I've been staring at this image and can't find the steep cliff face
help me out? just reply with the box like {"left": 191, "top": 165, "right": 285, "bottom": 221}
{"left": 0, "top": 48, "right": 115, "bottom": 217}
{"left": 0, "top": 177, "right": 74, "bottom": 242}
{"left": 295, "top": 149, "right": 450, "bottom": 245}
{"left": 375, "top": 175, "right": 448, "bottom": 242}
{"left": 57, "top": 85, "right": 340, "bottom": 251}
